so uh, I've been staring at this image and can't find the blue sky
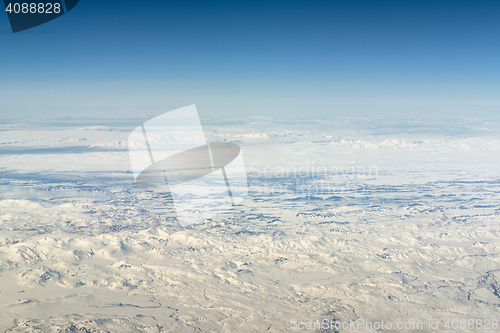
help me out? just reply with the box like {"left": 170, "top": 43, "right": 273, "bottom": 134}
{"left": 0, "top": 0, "right": 499, "bottom": 118}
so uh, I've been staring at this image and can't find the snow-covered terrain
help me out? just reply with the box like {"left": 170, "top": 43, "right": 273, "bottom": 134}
{"left": 1, "top": 116, "right": 500, "bottom": 332}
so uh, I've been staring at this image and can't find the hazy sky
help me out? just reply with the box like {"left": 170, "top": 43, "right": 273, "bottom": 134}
{"left": 0, "top": 0, "right": 499, "bottom": 119}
